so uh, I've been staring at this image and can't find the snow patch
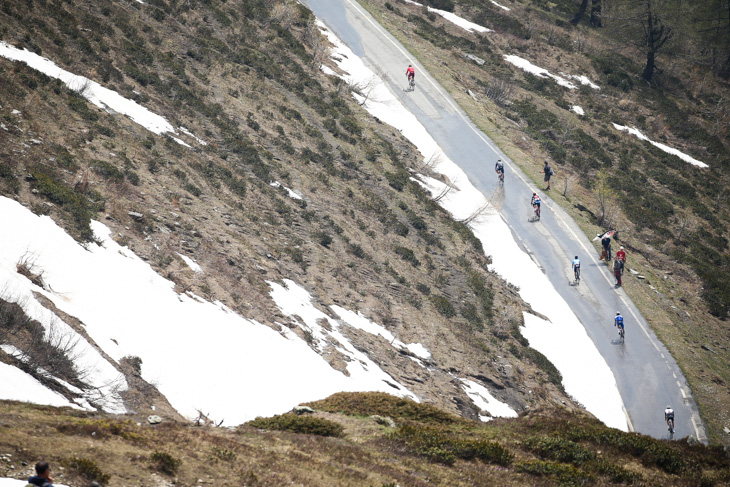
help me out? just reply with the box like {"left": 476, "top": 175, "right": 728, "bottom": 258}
{"left": 0, "top": 42, "right": 204, "bottom": 145}
{"left": 332, "top": 306, "right": 431, "bottom": 360}
{"left": 504, "top": 55, "right": 577, "bottom": 89}
{"left": 612, "top": 124, "right": 708, "bottom": 168}
{"left": 269, "top": 280, "right": 419, "bottom": 400}
{"left": 0, "top": 361, "right": 80, "bottom": 409}
{"left": 561, "top": 73, "right": 600, "bottom": 90}
{"left": 176, "top": 253, "right": 202, "bottom": 273}
{"left": 270, "top": 181, "right": 303, "bottom": 200}
{"left": 571, "top": 105, "right": 585, "bottom": 116}
{"left": 460, "top": 378, "right": 517, "bottom": 421}
{"left": 491, "top": 0, "right": 510, "bottom": 11}
{"left": 403, "top": 0, "right": 491, "bottom": 33}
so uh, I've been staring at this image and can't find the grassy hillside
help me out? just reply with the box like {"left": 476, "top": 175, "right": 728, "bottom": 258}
{"left": 0, "top": 0, "right": 578, "bottom": 425}
{"left": 355, "top": 0, "right": 730, "bottom": 445}
{"left": 1, "top": 394, "right": 729, "bottom": 486}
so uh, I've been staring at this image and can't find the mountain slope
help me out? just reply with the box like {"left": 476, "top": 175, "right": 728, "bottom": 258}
{"left": 351, "top": 0, "right": 730, "bottom": 445}
{"left": 0, "top": 0, "right": 582, "bottom": 425}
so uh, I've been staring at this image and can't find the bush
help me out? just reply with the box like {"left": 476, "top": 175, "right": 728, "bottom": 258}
{"left": 63, "top": 457, "right": 111, "bottom": 485}
{"left": 524, "top": 436, "right": 595, "bottom": 465}
{"left": 390, "top": 424, "right": 513, "bottom": 466}
{"left": 305, "top": 392, "right": 463, "bottom": 425}
{"left": 91, "top": 160, "right": 124, "bottom": 181}
{"left": 150, "top": 451, "right": 181, "bottom": 475}
{"left": 248, "top": 414, "right": 344, "bottom": 438}
{"left": 516, "top": 460, "right": 594, "bottom": 484}
{"left": 394, "top": 245, "right": 421, "bottom": 267}
{"left": 430, "top": 294, "right": 456, "bottom": 318}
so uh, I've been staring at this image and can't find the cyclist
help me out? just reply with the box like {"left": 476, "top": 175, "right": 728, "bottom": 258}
{"left": 615, "top": 311, "right": 624, "bottom": 339}
{"left": 572, "top": 256, "right": 581, "bottom": 282}
{"left": 406, "top": 64, "right": 415, "bottom": 85}
{"left": 665, "top": 405, "right": 675, "bottom": 433}
{"left": 531, "top": 192, "right": 541, "bottom": 219}
{"left": 495, "top": 159, "right": 504, "bottom": 181}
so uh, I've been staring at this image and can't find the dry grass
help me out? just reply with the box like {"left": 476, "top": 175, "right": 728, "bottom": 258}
{"left": 1, "top": 397, "right": 728, "bottom": 486}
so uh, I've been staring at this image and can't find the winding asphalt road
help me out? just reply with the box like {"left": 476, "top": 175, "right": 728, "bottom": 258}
{"left": 303, "top": 0, "right": 706, "bottom": 442}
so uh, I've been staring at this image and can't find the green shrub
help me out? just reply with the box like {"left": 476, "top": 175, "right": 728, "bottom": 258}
{"left": 91, "top": 160, "right": 124, "bottom": 181}
{"left": 390, "top": 424, "right": 513, "bottom": 466}
{"left": 248, "top": 414, "right": 344, "bottom": 438}
{"left": 63, "top": 457, "right": 111, "bottom": 485}
{"left": 0, "top": 162, "right": 19, "bottom": 193}
{"left": 30, "top": 169, "right": 101, "bottom": 241}
{"left": 524, "top": 436, "right": 595, "bottom": 465}
{"left": 394, "top": 245, "right": 421, "bottom": 267}
{"left": 430, "top": 294, "right": 456, "bottom": 318}
{"left": 315, "top": 231, "right": 332, "bottom": 248}
{"left": 516, "top": 460, "right": 594, "bottom": 484}
{"left": 306, "top": 392, "right": 463, "bottom": 425}
{"left": 385, "top": 170, "right": 409, "bottom": 191}
{"left": 150, "top": 451, "right": 181, "bottom": 475}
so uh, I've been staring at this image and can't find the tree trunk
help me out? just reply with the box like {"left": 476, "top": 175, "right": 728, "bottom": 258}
{"left": 590, "top": 0, "right": 602, "bottom": 27}
{"left": 570, "top": 0, "right": 590, "bottom": 26}
{"left": 642, "top": 50, "right": 656, "bottom": 81}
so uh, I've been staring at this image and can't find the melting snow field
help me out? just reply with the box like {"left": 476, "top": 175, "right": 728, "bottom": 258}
{"left": 0, "top": 42, "right": 203, "bottom": 146}
{"left": 319, "top": 21, "right": 626, "bottom": 430}
{"left": 403, "top": 0, "right": 491, "bottom": 33}
{"left": 613, "top": 124, "right": 708, "bottom": 168}
{"left": 0, "top": 198, "right": 419, "bottom": 424}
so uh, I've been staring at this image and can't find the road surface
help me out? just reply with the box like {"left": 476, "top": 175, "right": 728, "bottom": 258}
{"left": 303, "top": 0, "right": 706, "bottom": 442}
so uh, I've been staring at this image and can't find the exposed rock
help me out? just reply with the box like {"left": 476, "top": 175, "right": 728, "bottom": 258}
{"left": 129, "top": 211, "right": 145, "bottom": 221}
{"left": 148, "top": 415, "right": 163, "bottom": 424}
{"left": 292, "top": 405, "right": 315, "bottom": 415}
{"left": 370, "top": 415, "right": 396, "bottom": 428}
{"left": 464, "top": 53, "right": 485, "bottom": 65}
{"left": 629, "top": 268, "right": 639, "bottom": 275}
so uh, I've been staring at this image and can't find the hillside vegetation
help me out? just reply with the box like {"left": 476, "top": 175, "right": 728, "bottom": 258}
{"left": 0, "top": 0, "right": 582, "bottom": 429}
{"left": 1, "top": 394, "right": 729, "bottom": 486}
{"left": 357, "top": 0, "right": 730, "bottom": 445}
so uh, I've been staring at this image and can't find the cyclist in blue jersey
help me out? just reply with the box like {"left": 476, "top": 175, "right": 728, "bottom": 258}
{"left": 572, "top": 256, "right": 581, "bottom": 282}
{"left": 615, "top": 312, "right": 625, "bottom": 340}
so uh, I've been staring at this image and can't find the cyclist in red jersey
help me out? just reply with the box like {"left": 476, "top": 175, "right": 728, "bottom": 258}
{"left": 406, "top": 64, "right": 415, "bottom": 83}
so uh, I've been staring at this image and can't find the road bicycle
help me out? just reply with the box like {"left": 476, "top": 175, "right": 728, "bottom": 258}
{"left": 497, "top": 171, "right": 504, "bottom": 184}
{"left": 667, "top": 417, "right": 675, "bottom": 435}
{"left": 573, "top": 265, "right": 580, "bottom": 284}
{"left": 408, "top": 76, "right": 415, "bottom": 91}
{"left": 617, "top": 325, "right": 625, "bottom": 342}
{"left": 533, "top": 204, "right": 540, "bottom": 220}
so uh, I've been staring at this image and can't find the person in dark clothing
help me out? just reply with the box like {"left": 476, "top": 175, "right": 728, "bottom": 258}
{"left": 613, "top": 258, "right": 623, "bottom": 287}
{"left": 27, "top": 461, "right": 54, "bottom": 487}
{"left": 601, "top": 235, "right": 612, "bottom": 261}
{"left": 543, "top": 160, "right": 553, "bottom": 190}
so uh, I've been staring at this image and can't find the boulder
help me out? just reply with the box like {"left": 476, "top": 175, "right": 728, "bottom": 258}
{"left": 147, "top": 415, "right": 163, "bottom": 425}
{"left": 292, "top": 405, "right": 314, "bottom": 415}
{"left": 371, "top": 415, "right": 396, "bottom": 428}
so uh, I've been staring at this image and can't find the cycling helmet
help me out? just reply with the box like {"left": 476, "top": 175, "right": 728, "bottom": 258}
{"left": 533, "top": 192, "right": 536, "bottom": 196}
{"left": 616, "top": 312, "right": 621, "bottom": 315}
{"left": 575, "top": 256, "right": 578, "bottom": 259}
{"left": 620, "top": 246, "right": 624, "bottom": 250}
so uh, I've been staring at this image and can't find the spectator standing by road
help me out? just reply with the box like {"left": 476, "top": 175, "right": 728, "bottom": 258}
{"left": 613, "top": 258, "right": 623, "bottom": 287}
{"left": 602, "top": 234, "right": 612, "bottom": 262}
{"left": 616, "top": 246, "right": 626, "bottom": 274}
{"left": 543, "top": 160, "right": 553, "bottom": 190}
